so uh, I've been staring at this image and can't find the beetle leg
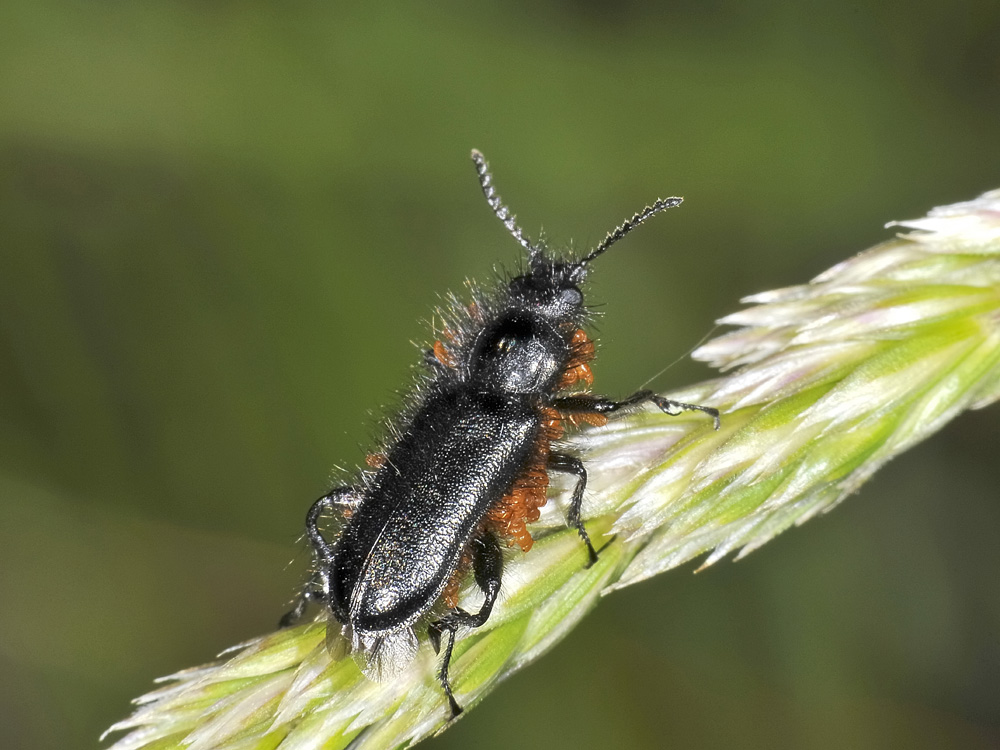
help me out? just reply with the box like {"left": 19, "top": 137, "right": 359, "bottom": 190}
{"left": 278, "top": 587, "right": 319, "bottom": 629}
{"left": 423, "top": 348, "right": 447, "bottom": 371}
{"left": 555, "top": 390, "right": 720, "bottom": 430}
{"left": 429, "top": 530, "right": 503, "bottom": 718}
{"left": 279, "top": 486, "right": 361, "bottom": 628}
{"left": 305, "top": 486, "right": 361, "bottom": 564}
{"left": 547, "top": 452, "right": 600, "bottom": 566}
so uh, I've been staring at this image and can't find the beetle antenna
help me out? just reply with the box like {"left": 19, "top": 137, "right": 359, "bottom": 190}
{"left": 581, "top": 197, "right": 683, "bottom": 265}
{"left": 471, "top": 149, "right": 540, "bottom": 265}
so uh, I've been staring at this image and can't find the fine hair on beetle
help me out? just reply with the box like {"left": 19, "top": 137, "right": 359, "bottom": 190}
{"left": 281, "top": 149, "right": 720, "bottom": 718}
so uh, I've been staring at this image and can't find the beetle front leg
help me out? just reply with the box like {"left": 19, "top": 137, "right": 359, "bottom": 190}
{"left": 279, "top": 486, "right": 362, "bottom": 629}
{"left": 428, "top": 530, "right": 503, "bottom": 718}
{"left": 555, "top": 390, "right": 720, "bottom": 430}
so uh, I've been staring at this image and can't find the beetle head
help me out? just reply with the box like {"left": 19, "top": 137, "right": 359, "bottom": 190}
{"left": 507, "top": 257, "right": 586, "bottom": 320}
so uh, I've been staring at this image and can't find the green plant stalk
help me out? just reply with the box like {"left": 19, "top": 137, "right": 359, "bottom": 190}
{"left": 105, "top": 189, "right": 1000, "bottom": 750}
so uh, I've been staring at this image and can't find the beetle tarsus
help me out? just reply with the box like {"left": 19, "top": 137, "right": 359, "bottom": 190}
{"left": 555, "top": 390, "right": 720, "bottom": 429}
{"left": 595, "top": 533, "right": 618, "bottom": 558}
{"left": 279, "top": 583, "right": 321, "bottom": 629}
{"left": 439, "top": 628, "right": 464, "bottom": 719}
{"left": 652, "top": 395, "right": 721, "bottom": 430}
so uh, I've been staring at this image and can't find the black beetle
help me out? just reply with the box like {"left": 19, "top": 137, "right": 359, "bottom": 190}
{"left": 281, "top": 150, "right": 719, "bottom": 717}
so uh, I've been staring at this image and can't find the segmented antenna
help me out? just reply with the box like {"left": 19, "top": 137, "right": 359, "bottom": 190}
{"left": 582, "top": 197, "right": 683, "bottom": 264}
{"left": 470, "top": 149, "right": 538, "bottom": 263}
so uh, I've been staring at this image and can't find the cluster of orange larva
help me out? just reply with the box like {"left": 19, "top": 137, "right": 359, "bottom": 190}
{"left": 432, "top": 339, "right": 457, "bottom": 369}
{"left": 485, "top": 446, "right": 554, "bottom": 552}
{"left": 486, "top": 423, "right": 556, "bottom": 550}
{"left": 558, "top": 328, "right": 597, "bottom": 389}
{"left": 484, "top": 327, "right": 607, "bottom": 553}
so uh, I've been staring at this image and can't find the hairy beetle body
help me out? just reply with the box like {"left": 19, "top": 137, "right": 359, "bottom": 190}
{"left": 332, "top": 388, "right": 538, "bottom": 634}
{"left": 281, "top": 150, "right": 720, "bottom": 717}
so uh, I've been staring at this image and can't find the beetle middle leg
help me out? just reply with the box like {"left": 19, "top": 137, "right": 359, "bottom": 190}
{"left": 428, "top": 530, "right": 503, "bottom": 718}
{"left": 279, "top": 486, "right": 362, "bottom": 628}
{"left": 547, "top": 451, "right": 601, "bottom": 567}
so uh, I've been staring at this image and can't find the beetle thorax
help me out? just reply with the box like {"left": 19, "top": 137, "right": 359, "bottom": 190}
{"left": 468, "top": 309, "right": 569, "bottom": 394}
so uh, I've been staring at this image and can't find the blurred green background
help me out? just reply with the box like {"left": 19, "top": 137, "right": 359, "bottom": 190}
{"left": 1, "top": 2, "right": 999, "bottom": 748}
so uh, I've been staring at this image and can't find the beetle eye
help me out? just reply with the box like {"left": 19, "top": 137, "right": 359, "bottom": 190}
{"left": 494, "top": 335, "right": 515, "bottom": 353}
{"left": 560, "top": 287, "right": 583, "bottom": 307}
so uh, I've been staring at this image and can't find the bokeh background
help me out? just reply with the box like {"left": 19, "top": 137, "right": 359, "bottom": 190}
{"left": 2, "top": 2, "right": 999, "bottom": 749}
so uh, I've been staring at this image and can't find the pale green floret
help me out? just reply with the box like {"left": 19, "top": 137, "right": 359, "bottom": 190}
{"left": 105, "top": 189, "right": 1000, "bottom": 750}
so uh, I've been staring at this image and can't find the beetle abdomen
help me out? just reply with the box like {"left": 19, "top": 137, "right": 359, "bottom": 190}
{"left": 330, "top": 387, "right": 539, "bottom": 635}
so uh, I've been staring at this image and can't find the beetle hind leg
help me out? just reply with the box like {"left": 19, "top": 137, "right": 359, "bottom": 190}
{"left": 428, "top": 530, "right": 503, "bottom": 718}
{"left": 279, "top": 485, "right": 361, "bottom": 628}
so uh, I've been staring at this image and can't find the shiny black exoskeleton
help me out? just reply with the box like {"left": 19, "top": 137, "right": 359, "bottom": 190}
{"left": 281, "top": 150, "right": 720, "bottom": 717}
